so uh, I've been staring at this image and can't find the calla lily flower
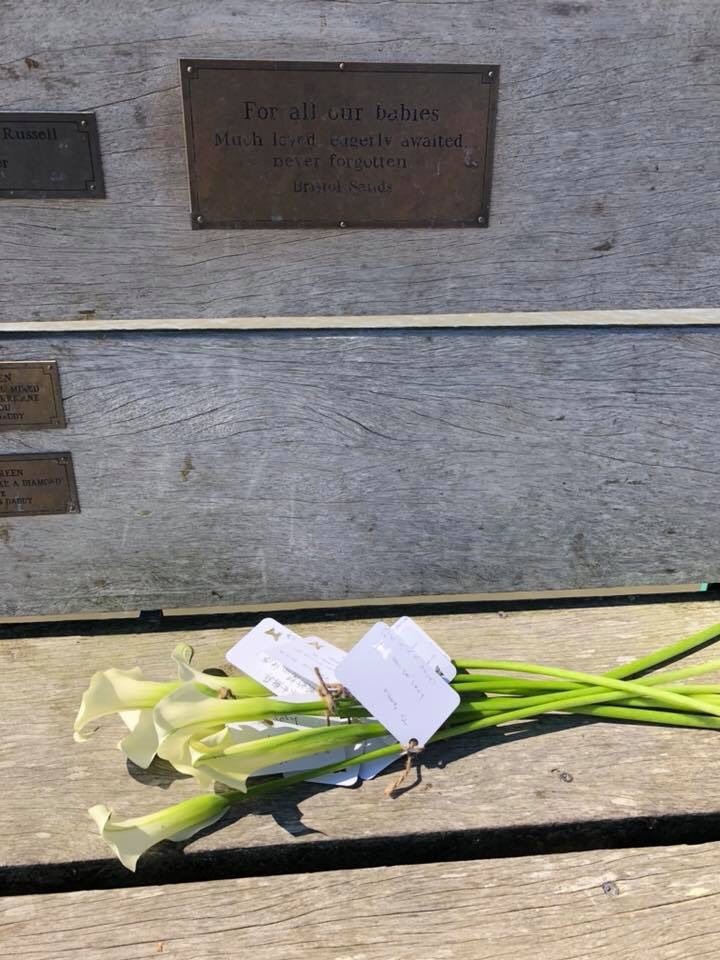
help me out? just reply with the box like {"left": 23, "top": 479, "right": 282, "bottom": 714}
{"left": 155, "top": 724, "right": 229, "bottom": 784}
{"left": 88, "top": 793, "right": 232, "bottom": 871}
{"left": 75, "top": 645, "right": 271, "bottom": 764}
{"left": 118, "top": 709, "right": 163, "bottom": 769}
{"left": 171, "top": 643, "right": 269, "bottom": 698}
{"left": 74, "top": 667, "right": 179, "bottom": 742}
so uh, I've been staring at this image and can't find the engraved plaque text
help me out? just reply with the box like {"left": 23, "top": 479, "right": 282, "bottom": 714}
{"left": 0, "top": 453, "right": 80, "bottom": 517}
{"left": 0, "top": 362, "right": 66, "bottom": 431}
{"left": 0, "top": 113, "right": 105, "bottom": 199}
{"left": 181, "top": 60, "right": 498, "bottom": 228}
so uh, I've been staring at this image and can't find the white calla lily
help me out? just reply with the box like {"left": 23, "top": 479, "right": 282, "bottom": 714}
{"left": 118, "top": 709, "right": 161, "bottom": 769}
{"left": 89, "top": 793, "right": 232, "bottom": 871}
{"left": 155, "top": 724, "right": 224, "bottom": 786}
{"left": 185, "top": 724, "right": 275, "bottom": 791}
{"left": 74, "top": 668, "right": 179, "bottom": 742}
{"left": 172, "top": 642, "right": 269, "bottom": 697}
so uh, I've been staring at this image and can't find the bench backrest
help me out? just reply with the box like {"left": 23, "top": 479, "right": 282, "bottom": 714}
{"left": 1, "top": 0, "right": 718, "bottom": 617}
{"left": 1, "top": 326, "right": 716, "bottom": 618}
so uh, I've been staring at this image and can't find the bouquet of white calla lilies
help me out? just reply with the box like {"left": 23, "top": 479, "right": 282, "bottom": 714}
{"left": 76, "top": 624, "right": 720, "bottom": 871}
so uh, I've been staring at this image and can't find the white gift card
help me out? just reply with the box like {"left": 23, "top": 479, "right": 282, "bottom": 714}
{"left": 336, "top": 622, "right": 460, "bottom": 747}
{"left": 353, "top": 733, "right": 397, "bottom": 780}
{"left": 353, "top": 619, "right": 455, "bottom": 779}
{"left": 226, "top": 619, "right": 347, "bottom": 702}
{"left": 391, "top": 617, "right": 456, "bottom": 682}
{"left": 225, "top": 618, "right": 318, "bottom": 702}
{"left": 272, "top": 634, "right": 346, "bottom": 687}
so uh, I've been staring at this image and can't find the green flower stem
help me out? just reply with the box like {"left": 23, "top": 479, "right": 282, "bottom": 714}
{"left": 246, "top": 740, "right": 406, "bottom": 800}
{"left": 567, "top": 703, "right": 720, "bottom": 730}
{"left": 252, "top": 678, "right": 720, "bottom": 797}
{"left": 242, "top": 684, "right": 720, "bottom": 805}
{"left": 451, "top": 623, "right": 720, "bottom": 694}
{"left": 455, "top": 659, "right": 720, "bottom": 718}
{"left": 604, "top": 622, "right": 720, "bottom": 679}
{"left": 460, "top": 659, "right": 720, "bottom": 713}
{"left": 452, "top": 677, "right": 581, "bottom": 693}
{"left": 451, "top": 660, "right": 720, "bottom": 717}
{"left": 458, "top": 695, "right": 718, "bottom": 715}
{"left": 196, "top": 719, "right": 388, "bottom": 764}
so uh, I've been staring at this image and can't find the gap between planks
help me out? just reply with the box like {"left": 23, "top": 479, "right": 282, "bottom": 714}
{"left": 0, "top": 583, "right": 704, "bottom": 624}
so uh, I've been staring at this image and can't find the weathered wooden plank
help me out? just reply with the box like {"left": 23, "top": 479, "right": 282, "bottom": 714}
{"left": 4, "top": 309, "right": 720, "bottom": 332}
{"left": 0, "top": 0, "right": 718, "bottom": 322}
{"left": 2, "top": 601, "right": 720, "bottom": 886}
{"left": 1, "top": 327, "right": 720, "bottom": 617}
{"left": 4, "top": 841, "right": 720, "bottom": 960}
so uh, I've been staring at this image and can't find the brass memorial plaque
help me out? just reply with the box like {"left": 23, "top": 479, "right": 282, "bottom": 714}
{"left": 0, "top": 453, "right": 79, "bottom": 517}
{"left": 181, "top": 60, "right": 498, "bottom": 228}
{"left": 0, "top": 113, "right": 105, "bottom": 199}
{"left": 0, "top": 362, "right": 66, "bottom": 431}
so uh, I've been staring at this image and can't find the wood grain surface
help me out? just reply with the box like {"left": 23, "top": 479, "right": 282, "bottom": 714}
{"left": 3, "top": 841, "right": 720, "bottom": 959}
{"left": 0, "top": 0, "right": 718, "bottom": 321}
{"left": 2, "top": 601, "right": 720, "bottom": 884}
{"left": 1, "top": 327, "right": 719, "bottom": 617}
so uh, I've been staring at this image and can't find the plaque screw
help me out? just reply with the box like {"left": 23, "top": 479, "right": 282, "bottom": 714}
{"left": 477, "top": 216, "right": 486, "bottom": 224}
{"left": 339, "top": 220, "right": 347, "bottom": 228}
{"left": 88, "top": 183, "right": 96, "bottom": 192}
{"left": 79, "top": 119, "right": 87, "bottom": 129}
{"left": 338, "top": 62, "right": 345, "bottom": 70}
{"left": 488, "top": 70, "right": 494, "bottom": 78}
{"left": 186, "top": 65, "right": 193, "bottom": 74}
{"left": 195, "top": 215, "right": 204, "bottom": 224}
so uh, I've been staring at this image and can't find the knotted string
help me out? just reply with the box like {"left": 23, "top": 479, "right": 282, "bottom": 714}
{"left": 384, "top": 738, "right": 424, "bottom": 797}
{"left": 314, "top": 668, "right": 349, "bottom": 725}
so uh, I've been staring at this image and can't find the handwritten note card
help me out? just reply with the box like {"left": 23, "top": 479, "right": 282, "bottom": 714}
{"left": 226, "top": 618, "right": 346, "bottom": 702}
{"left": 336, "top": 622, "right": 459, "bottom": 746}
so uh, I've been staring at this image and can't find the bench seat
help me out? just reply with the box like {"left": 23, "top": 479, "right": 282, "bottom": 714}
{"left": 2, "top": 599, "right": 720, "bottom": 893}
{"left": 3, "top": 841, "right": 720, "bottom": 959}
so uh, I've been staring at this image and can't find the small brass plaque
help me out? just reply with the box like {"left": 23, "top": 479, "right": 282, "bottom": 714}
{"left": 181, "top": 60, "right": 498, "bottom": 228}
{"left": 0, "top": 453, "right": 80, "bottom": 517}
{"left": 0, "top": 361, "right": 66, "bottom": 431}
{"left": 0, "top": 112, "right": 105, "bottom": 199}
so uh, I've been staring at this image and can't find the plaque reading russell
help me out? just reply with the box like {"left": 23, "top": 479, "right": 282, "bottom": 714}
{"left": 181, "top": 60, "right": 498, "bottom": 228}
{"left": 0, "top": 361, "right": 66, "bottom": 431}
{"left": 0, "top": 453, "right": 79, "bottom": 517}
{"left": 0, "top": 112, "right": 105, "bottom": 199}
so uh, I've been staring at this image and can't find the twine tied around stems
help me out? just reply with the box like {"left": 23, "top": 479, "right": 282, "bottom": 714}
{"left": 384, "top": 738, "right": 424, "bottom": 797}
{"left": 314, "top": 668, "right": 349, "bottom": 724}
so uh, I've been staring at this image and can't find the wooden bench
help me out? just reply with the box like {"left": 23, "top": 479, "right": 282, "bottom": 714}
{"left": 3, "top": 600, "right": 720, "bottom": 959}
{"left": 3, "top": 0, "right": 720, "bottom": 955}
